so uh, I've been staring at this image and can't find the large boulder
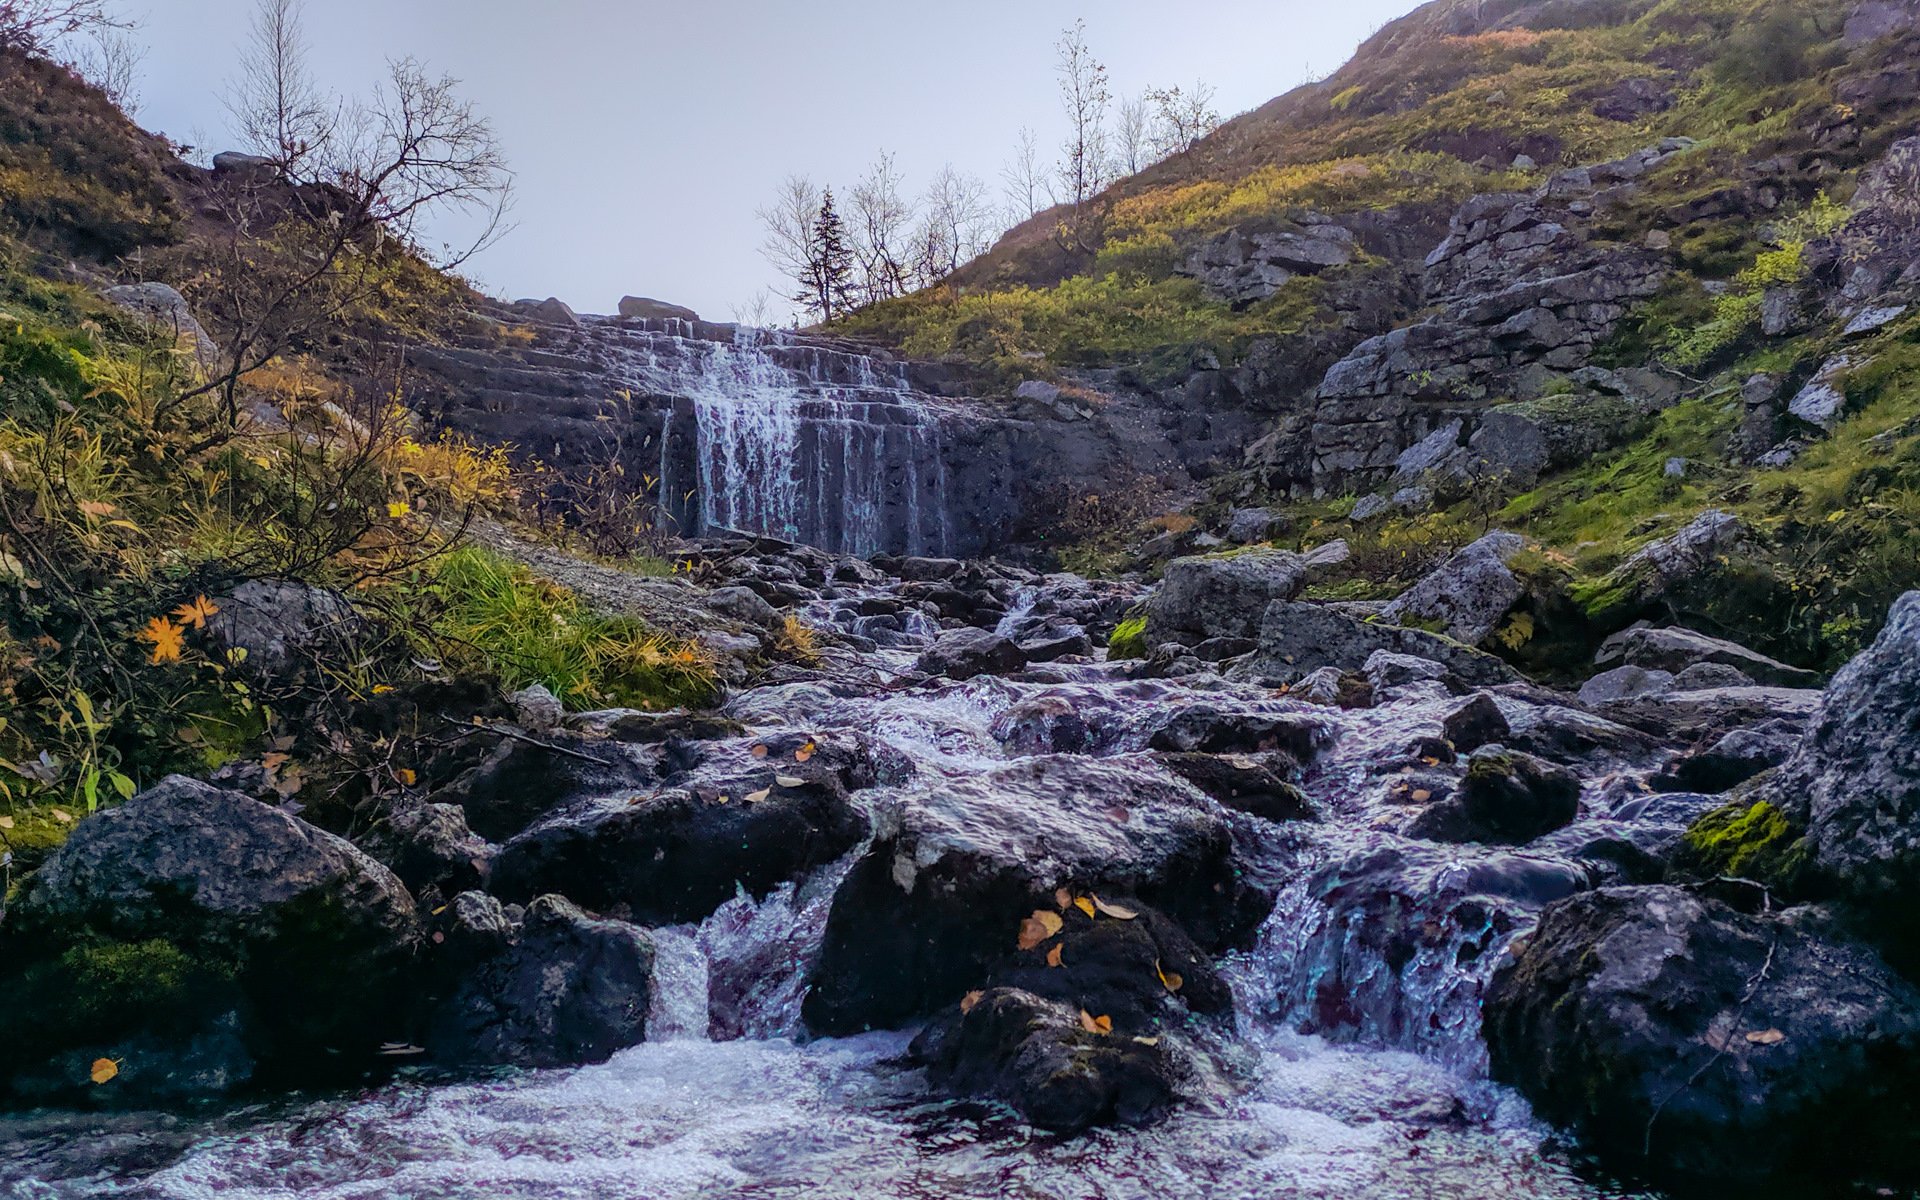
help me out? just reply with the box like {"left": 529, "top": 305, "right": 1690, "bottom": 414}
{"left": 1, "top": 777, "right": 420, "bottom": 1101}
{"left": 100, "top": 282, "right": 218, "bottom": 363}
{"left": 208, "top": 579, "right": 361, "bottom": 674}
{"left": 1581, "top": 511, "right": 1750, "bottom": 627}
{"left": 1755, "top": 593, "right": 1920, "bottom": 957}
{"left": 915, "top": 627, "right": 1028, "bottom": 681}
{"left": 1228, "top": 600, "right": 1521, "bottom": 688}
{"left": 423, "top": 729, "right": 657, "bottom": 843}
{"left": 427, "top": 893, "right": 654, "bottom": 1069}
{"left": 488, "top": 751, "right": 869, "bottom": 925}
{"left": 1594, "top": 625, "right": 1823, "bottom": 689}
{"left": 1144, "top": 541, "right": 1349, "bottom": 644}
{"left": 1405, "top": 747, "right": 1580, "bottom": 844}
{"left": 360, "top": 802, "right": 497, "bottom": 903}
{"left": 906, "top": 895, "right": 1236, "bottom": 1131}
{"left": 1485, "top": 886, "right": 1920, "bottom": 1192}
{"left": 803, "top": 755, "right": 1264, "bottom": 1035}
{"left": 1380, "top": 531, "right": 1528, "bottom": 646}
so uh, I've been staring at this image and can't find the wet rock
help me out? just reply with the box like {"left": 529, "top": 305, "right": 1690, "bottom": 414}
{"left": 1144, "top": 541, "right": 1350, "bottom": 643}
{"left": 1192, "top": 636, "right": 1259, "bottom": 662}
{"left": 3, "top": 777, "right": 420, "bottom": 1098}
{"left": 1291, "top": 666, "right": 1349, "bottom": 706}
{"left": 1578, "top": 664, "right": 1675, "bottom": 705}
{"left": 1018, "top": 628, "right": 1095, "bottom": 663}
{"left": 1380, "top": 532, "right": 1528, "bottom": 646}
{"left": 1671, "top": 661, "right": 1755, "bottom": 690}
{"left": 488, "top": 761, "right": 868, "bottom": 925}
{"left": 361, "top": 802, "right": 497, "bottom": 901}
{"left": 1504, "top": 702, "right": 1667, "bottom": 768}
{"left": 1443, "top": 692, "right": 1512, "bottom": 752}
{"left": 707, "top": 585, "right": 782, "bottom": 628}
{"left": 603, "top": 712, "right": 749, "bottom": 743}
{"left": 1594, "top": 625, "right": 1822, "bottom": 689}
{"left": 425, "top": 730, "right": 655, "bottom": 843}
{"left": 1411, "top": 748, "right": 1579, "bottom": 845}
{"left": 1365, "top": 651, "right": 1450, "bottom": 701}
{"left": 428, "top": 894, "right": 654, "bottom": 1069}
{"left": 1485, "top": 886, "right": 1920, "bottom": 1192}
{"left": 805, "top": 756, "right": 1263, "bottom": 1035}
{"left": 907, "top": 896, "right": 1234, "bottom": 1131}
{"left": 508, "top": 683, "right": 565, "bottom": 734}
{"left": 1651, "top": 722, "right": 1801, "bottom": 794}
{"left": 1230, "top": 600, "right": 1521, "bottom": 689}
{"left": 916, "top": 627, "right": 1028, "bottom": 681}
{"left": 1755, "top": 593, "right": 1920, "bottom": 957}
{"left": 1144, "top": 703, "right": 1329, "bottom": 761}
{"left": 1154, "top": 752, "right": 1316, "bottom": 823}
{"left": 990, "top": 696, "right": 1091, "bottom": 755}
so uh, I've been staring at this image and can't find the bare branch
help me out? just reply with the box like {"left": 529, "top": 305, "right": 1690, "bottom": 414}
{"left": 0, "top": 0, "right": 129, "bottom": 54}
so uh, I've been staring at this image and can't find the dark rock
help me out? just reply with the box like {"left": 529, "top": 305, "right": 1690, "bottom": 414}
{"left": 210, "top": 150, "right": 278, "bottom": 183}
{"left": 1578, "top": 664, "right": 1676, "bottom": 705}
{"left": 1671, "top": 661, "right": 1755, "bottom": 690}
{"left": 428, "top": 894, "right": 654, "bottom": 1069}
{"left": 208, "top": 579, "right": 360, "bottom": 673}
{"left": 1155, "top": 752, "right": 1316, "bottom": 823}
{"left": 361, "top": 803, "right": 497, "bottom": 901}
{"left": 1176, "top": 225, "right": 1355, "bottom": 306}
{"left": 488, "top": 762, "right": 868, "bottom": 925}
{"left": 2, "top": 777, "right": 420, "bottom": 1098}
{"left": 1230, "top": 600, "right": 1521, "bottom": 688}
{"left": 1145, "top": 703, "right": 1330, "bottom": 761}
{"left": 1651, "top": 723, "right": 1801, "bottom": 794}
{"left": 604, "top": 712, "right": 748, "bottom": 744}
{"left": 1144, "top": 541, "right": 1350, "bottom": 643}
{"left": 425, "top": 730, "right": 654, "bottom": 843}
{"left": 1755, "top": 593, "right": 1920, "bottom": 958}
{"left": 1592, "top": 77, "right": 1674, "bottom": 122}
{"left": 1594, "top": 625, "right": 1823, "bottom": 689}
{"left": 990, "top": 695, "right": 1091, "bottom": 755}
{"left": 1380, "top": 531, "right": 1527, "bottom": 646}
{"left": 1364, "top": 650, "right": 1451, "bottom": 700}
{"left": 1191, "top": 637, "right": 1259, "bottom": 662}
{"left": 1458, "top": 747, "right": 1581, "bottom": 843}
{"left": 1443, "top": 693, "right": 1512, "bottom": 753}
{"left": 618, "top": 296, "right": 700, "bottom": 322}
{"left": 916, "top": 627, "right": 1029, "bottom": 681}
{"left": 804, "top": 756, "right": 1264, "bottom": 1035}
{"left": 507, "top": 683, "right": 565, "bottom": 733}
{"left": 1485, "top": 886, "right": 1920, "bottom": 1192}
{"left": 1019, "top": 629, "right": 1095, "bottom": 662}
{"left": 707, "top": 585, "right": 782, "bottom": 628}
{"left": 1504, "top": 703, "right": 1667, "bottom": 769}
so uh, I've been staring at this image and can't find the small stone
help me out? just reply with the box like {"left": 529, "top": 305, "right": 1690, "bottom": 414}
{"left": 1665, "top": 457, "right": 1688, "bottom": 478}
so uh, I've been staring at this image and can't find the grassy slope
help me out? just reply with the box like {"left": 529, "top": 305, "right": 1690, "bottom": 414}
{"left": 835, "top": 0, "right": 1920, "bottom": 672}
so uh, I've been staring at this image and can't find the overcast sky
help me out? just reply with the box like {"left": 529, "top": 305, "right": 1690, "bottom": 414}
{"left": 123, "top": 1, "right": 1423, "bottom": 321}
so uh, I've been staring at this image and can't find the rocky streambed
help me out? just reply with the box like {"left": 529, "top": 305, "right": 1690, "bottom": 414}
{"left": 6, "top": 538, "right": 1920, "bottom": 1199}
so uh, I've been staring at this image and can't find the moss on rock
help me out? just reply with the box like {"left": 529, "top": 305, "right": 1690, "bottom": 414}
{"left": 1675, "top": 800, "right": 1814, "bottom": 892}
{"left": 1108, "top": 613, "right": 1150, "bottom": 660}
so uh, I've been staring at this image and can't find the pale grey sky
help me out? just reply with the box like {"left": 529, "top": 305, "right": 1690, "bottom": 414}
{"left": 123, "top": 1, "right": 1423, "bottom": 320}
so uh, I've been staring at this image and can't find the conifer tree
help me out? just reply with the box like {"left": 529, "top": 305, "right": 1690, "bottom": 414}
{"left": 800, "top": 188, "right": 855, "bottom": 322}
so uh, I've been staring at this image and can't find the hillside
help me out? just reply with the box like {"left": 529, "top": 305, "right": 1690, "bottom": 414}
{"left": 834, "top": 0, "right": 1920, "bottom": 674}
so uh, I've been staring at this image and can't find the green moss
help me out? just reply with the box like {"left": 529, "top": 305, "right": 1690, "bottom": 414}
{"left": 1678, "top": 800, "right": 1814, "bottom": 889}
{"left": 1108, "top": 614, "right": 1150, "bottom": 660}
{"left": 0, "top": 805, "right": 79, "bottom": 874}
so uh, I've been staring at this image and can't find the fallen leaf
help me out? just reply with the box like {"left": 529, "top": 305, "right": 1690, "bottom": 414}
{"left": 1074, "top": 897, "right": 1097, "bottom": 919}
{"left": 751, "top": 745, "right": 769, "bottom": 758}
{"left": 795, "top": 743, "right": 815, "bottom": 762}
{"left": 90, "top": 1058, "right": 118, "bottom": 1084}
{"left": 961, "top": 990, "right": 985, "bottom": 1014}
{"left": 1156, "top": 960, "right": 1184, "bottom": 993}
{"left": 1046, "top": 943, "right": 1064, "bottom": 968}
{"left": 717, "top": 794, "right": 730, "bottom": 804}
{"left": 431, "top": 906, "right": 447, "bottom": 915}
{"left": 0, "top": 816, "right": 12, "bottom": 829}
{"left": 745, "top": 788, "right": 771, "bottom": 804}
{"left": 1079, "top": 1010, "right": 1113, "bottom": 1036}
{"left": 1412, "top": 789, "right": 1432, "bottom": 802}
{"left": 1054, "top": 887, "right": 1073, "bottom": 911}
{"left": 1421, "top": 756, "right": 1440, "bottom": 766}
{"left": 1018, "top": 909, "right": 1064, "bottom": 950}
{"left": 1132, "top": 1036, "right": 1161, "bottom": 1047}
{"left": 1103, "top": 805, "right": 1130, "bottom": 824}
{"left": 171, "top": 596, "right": 220, "bottom": 630}
{"left": 78, "top": 501, "right": 116, "bottom": 517}
{"left": 396, "top": 768, "right": 417, "bottom": 786}
{"left": 1093, "top": 897, "right": 1138, "bottom": 920}
{"left": 139, "top": 616, "right": 184, "bottom": 664}
{"left": 1747, "top": 1029, "right": 1787, "bottom": 1046}
{"left": 262, "top": 752, "right": 290, "bottom": 770}
{"left": 50, "top": 808, "right": 71, "bottom": 824}
{"left": 431, "top": 931, "right": 445, "bottom": 944}
{"left": 775, "top": 775, "right": 804, "bottom": 788}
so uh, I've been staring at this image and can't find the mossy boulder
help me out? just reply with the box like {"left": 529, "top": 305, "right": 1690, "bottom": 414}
{"left": 1672, "top": 800, "right": 1814, "bottom": 894}
{"left": 0, "top": 776, "right": 422, "bottom": 1104}
{"left": 1108, "top": 613, "right": 1150, "bottom": 660}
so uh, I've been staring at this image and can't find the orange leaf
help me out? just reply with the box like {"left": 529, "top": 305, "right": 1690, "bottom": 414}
{"left": 1073, "top": 897, "right": 1096, "bottom": 919}
{"left": 1412, "top": 789, "right": 1432, "bottom": 802}
{"left": 795, "top": 743, "right": 815, "bottom": 762}
{"left": 396, "top": 768, "right": 417, "bottom": 786}
{"left": 138, "top": 617, "right": 184, "bottom": 664}
{"left": 1046, "top": 943, "right": 1064, "bottom": 968}
{"left": 171, "top": 595, "right": 220, "bottom": 630}
{"left": 1746, "top": 1029, "right": 1787, "bottom": 1046}
{"left": 751, "top": 745, "right": 769, "bottom": 758}
{"left": 1156, "top": 960, "right": 1184, "bottom": 993}
{"left": 262, "top": 753, "right": 290, "bottom": 770}
{"left": 1093, "top": 897, "right": 1138, "bottom": 920}
{"left": 961, "top": 990, "right": 985, "bottom": 1014}
{"left": 1017, "top": 909, "right": 1064, "bottom": 950}
{"left": 90, "top": 1058, "right": 118, "bottom": 1084}
{"left": 1078, "top": 1010, "right": 1112, "bottom": 1036}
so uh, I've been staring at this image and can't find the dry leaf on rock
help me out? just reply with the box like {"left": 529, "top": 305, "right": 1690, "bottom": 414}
{"left": 1156, "top": 960, "right": 1184, "bottom": 993}
{"left": 1747, "top": 1029, "right": 1788, "bottom": 1046}
{"left": 1093, "top": 897, "right": 1137, "bottom": 920}
{"left": 961, "top": 990, "right": 985, "bottom": 1014}
{"left": 1079, "top": 1010, "right": 1113, "bottom": 1035}
{"left": 1018, "top": 909, "right": 1064, "bottom": 950}
{"left": 744, "top": 788, "right": 770, "bottom": 804}
{"left": 751, "top": 745, "right": 769, "bottom": 758}
{"left": 90, "top": 1058, "right": 118, "bottom": 1084}
{"left": 1055, "top": 887, "right": 1073, "bottom": 910}
{"left": 1073, "top": 897, "right": 1097, "bottom": 918}
{"left": 775, "top": 775, "right": 804, "bottom": 788}
{"left": 1046, "top": 943, "right": 1064, "bottom": 968}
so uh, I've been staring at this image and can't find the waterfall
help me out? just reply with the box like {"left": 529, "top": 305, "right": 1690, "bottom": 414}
{"left": 589, "top": 318, "right": 954, "bottom": 558}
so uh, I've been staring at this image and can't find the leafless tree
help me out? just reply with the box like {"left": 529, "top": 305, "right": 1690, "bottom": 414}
{"left": 1149, "top": 82, "right": 1222, "bottom": 160}
{"left": 1116, "top": 91, "right": 1152, "bottom": 176}
{"left": 914, "top": 165, "right": 995, "bottom": 282}
{"left": 0, "top": 0, "right": 128, "bottom": 54}
{"left": 59, "top": 24, "right": 142, "bottom": 111}
{"left": 1054, "top": 20, "right": 1111, "bottom": 210}
{"left": 223, "top": 0, "right": 335, "bottom": 180}
{"left": 848, "top": 151, "right": 914, "bottom": 304}
{"left": 729, "top": 289, "right": 778, "bottom": 329}
{"left": 757, "top": 173, "right": 823, "bottom": 306}
{"left": 1001, "top": 125, "right": 1051, "bottom": 223}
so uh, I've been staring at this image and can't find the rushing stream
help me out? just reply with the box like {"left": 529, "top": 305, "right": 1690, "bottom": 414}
{"left": 1, "top": 584, "right": 1663, "bottom": 1200}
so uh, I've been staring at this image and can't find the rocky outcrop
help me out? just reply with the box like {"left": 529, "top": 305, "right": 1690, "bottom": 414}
{"left": 1594, "top": 624, "right": 1823, "bottom": 689}
{"left": 1228, "top": 600, "right": 1521, "bottom": 688}
{"left": 1581, "top": 510, "right": 1753, "bottom": 627}
{"left": 1380, "top": 531, "right": 1528, "bottom": 646}
{"left": 1485, "top": 886, "right": 1920, "bottom": 1192}
{"left": 1, "top": 777, "right": 420, "bottom": 1100}
{"left": 1143, "top": 541, "right": 1349, "bottom": 644}
{"left": 803, "top": 755, "right": 1264, "bottom": 1035}
{"left": 427, "top": 893, "right": 654, "bottom": 1069}
{"left": 1175, "top": 222, "right": 1357, "bottom": 307}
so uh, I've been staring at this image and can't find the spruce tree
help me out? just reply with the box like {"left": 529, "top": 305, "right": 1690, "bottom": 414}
{"left": 801, "top": 188, "right": 855, "bottom": 322}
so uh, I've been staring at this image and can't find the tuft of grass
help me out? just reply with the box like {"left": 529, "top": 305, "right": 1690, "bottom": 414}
{"left": 425, "top": 546, "right": 719, "bottom": 711}
{"left": 772, "top": 615, "right": 820, "bottom": 665}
